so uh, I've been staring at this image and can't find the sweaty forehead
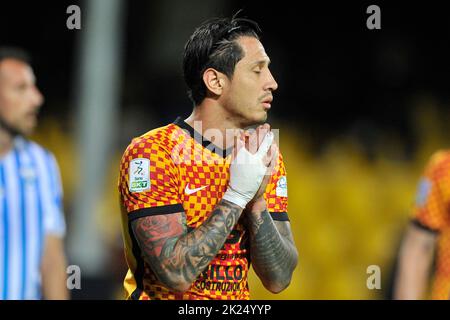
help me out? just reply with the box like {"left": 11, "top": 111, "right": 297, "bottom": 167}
{"left": 236, "top": 36, "right": 269, "bottom": 64}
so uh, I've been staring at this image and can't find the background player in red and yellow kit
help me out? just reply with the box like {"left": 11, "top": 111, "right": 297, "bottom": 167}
{"left": 394, "top": 151, "right": 450, "bottom": 299}
{"left": 118, "top": 13, "right": 298, "bottom": 300}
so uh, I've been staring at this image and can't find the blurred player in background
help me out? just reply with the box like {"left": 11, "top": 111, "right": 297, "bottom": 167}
{"left": 118, "top": 13, "right": 298, "bottom": 300}
{"left": 0, "top": 47, "right": 68, "bottom": 299}
{"left": 394, "top": 151, "right": 450, "bottom": 299}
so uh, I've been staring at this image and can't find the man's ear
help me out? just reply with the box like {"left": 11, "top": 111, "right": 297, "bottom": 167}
{"left": 203, "top": 68, "right": 226, "bottom": 96}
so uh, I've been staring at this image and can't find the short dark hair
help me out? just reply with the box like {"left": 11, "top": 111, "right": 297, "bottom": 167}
{"left": 0, "top": 46, "right": 31, "bottom": 65}
{"left": 183, "top": 12, "right": 262, "bottom": 105}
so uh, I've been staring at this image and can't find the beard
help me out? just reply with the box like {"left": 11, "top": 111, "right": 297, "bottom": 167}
{"left": 241, "top": 109, "right": 268, "bottom": 128}
{"left": 232, "top": 105, "right": 268, "bottom": 128}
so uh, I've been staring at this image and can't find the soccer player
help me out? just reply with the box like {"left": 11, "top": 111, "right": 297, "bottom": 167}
{"left": 394, "top": 151, "right": 450, "bottom": 299}
{"left": 118, "top": 14, "right": 298, "bottom": 300}
{"left": 0, "top": 47, "right": 68, "bottom": 299}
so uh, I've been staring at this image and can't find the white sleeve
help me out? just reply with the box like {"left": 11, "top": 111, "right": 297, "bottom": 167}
{"left": 43, "top": 152, "right": 66, "bottom": 237}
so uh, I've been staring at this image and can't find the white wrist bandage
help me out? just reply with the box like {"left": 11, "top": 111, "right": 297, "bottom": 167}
{"left": 222, "top": 132, "right": 274, "bottom": 208}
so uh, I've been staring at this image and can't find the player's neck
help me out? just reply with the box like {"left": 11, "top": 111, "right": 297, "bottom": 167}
{"left": 0, "top": 128, "right": 14, "bottom": 158}
{"left": 185, "top": 101, "right": 242, "bottom": 150}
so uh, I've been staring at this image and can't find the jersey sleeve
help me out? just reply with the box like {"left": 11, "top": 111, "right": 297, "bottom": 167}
{"left": 264, "top": 152, "right": 289, "bottom": 221}
{"left": 412, "top": 152, "right": 450, "bottom": 232}
{"left": 43, "top": 151, "right": 66, "bottom": 237}
{"left": 119, "top": 137, "right": 183, "bottom": 221}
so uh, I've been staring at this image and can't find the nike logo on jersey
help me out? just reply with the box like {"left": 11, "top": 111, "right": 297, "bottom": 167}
{"left": 185, "top": 184, "right": 209, "bottom": 195}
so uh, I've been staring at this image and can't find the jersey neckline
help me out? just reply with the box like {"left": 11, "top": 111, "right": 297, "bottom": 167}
{"left": 173, "top": 117, "right": 233, "bottom": 159}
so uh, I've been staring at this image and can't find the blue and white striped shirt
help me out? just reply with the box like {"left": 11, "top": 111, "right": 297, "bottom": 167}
{"left": 0, "top": 137, "right": 66, "bottom": 300}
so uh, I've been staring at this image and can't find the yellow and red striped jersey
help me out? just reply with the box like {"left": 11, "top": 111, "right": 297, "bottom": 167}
{"left": 412, "top": 150, "right": 450, "bottom": 299}
{"left": 118, "top": 117, "right": 289, "bottom": 300}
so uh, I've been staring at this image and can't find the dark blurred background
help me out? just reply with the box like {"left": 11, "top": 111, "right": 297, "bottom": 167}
{"left": 2, "top": 1, "right": 449, "bottom": 152}
{"left": 1, "top": 0, "right": 449, "bottom": 299}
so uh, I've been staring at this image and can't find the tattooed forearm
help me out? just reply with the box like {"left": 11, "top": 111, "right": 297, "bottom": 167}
{"left": 247, "top": 210, "right": 298, "bottom": 293}
{"left": 131, "top": 199, "right": 242, "bottom": 292}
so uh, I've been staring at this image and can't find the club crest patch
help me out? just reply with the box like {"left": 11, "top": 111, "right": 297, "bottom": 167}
{"left": 276, "top": 175, "right": 288, "bottom": 197}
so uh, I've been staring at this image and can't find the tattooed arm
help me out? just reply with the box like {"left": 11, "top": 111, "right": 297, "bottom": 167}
{"left": 245, "top": 200, "right": 298, "bottom": 293}
{"left": 131, "top": 199, "right": 242, "bottom": 293}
